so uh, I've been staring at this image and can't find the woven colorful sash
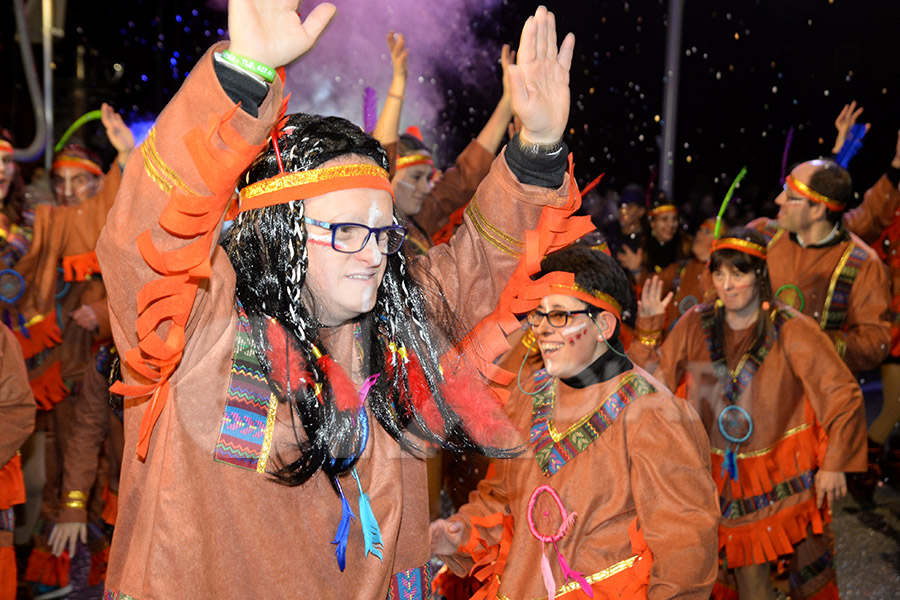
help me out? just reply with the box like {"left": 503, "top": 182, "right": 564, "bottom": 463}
{"left": 529, "top": 370, "right": 655, "bottom": 477}
{"left": 820, "top": 244, "right": 867, "bottom": 332}
{"left": 720, "top": 469, "right": 815, "bottom": 519}
{"left": 212, "top": 304, "right": 278, "bottom": 473}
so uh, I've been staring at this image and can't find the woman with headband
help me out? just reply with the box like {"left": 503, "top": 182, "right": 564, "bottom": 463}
{"left": 431, "top": 246, "right": 719, "bottom": 599}
{"left": 0, "top": 131, "right": 31, "bottom": 269}
{"left": 96, "top": 2, "right": 578, "bottom": 598}
{"left": 633, "top": 228, "right": 866, "bottom": 599}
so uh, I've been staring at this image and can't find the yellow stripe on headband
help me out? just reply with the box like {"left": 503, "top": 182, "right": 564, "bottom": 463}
{"left": 396, "top": 154, "right": 433, "bottom": 170}
{"left": 51, "top": 156, "right": 104, "bottom": 177}
{"left": 785, "top": 175, "right": 845, "bottom": 211}
{"left": 649, "top": 204, "right": 677, "bottom": 216}
{"left": 239, "top": 163, "right": 393, "bottom": 212}
{"left": 711, "top": 237, "right": 767, "bottom": 259}
{"left": 0, "top": 141, "right": 13, "bottom": 154}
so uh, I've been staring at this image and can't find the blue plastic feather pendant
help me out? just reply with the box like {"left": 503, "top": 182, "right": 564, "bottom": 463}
{"left": 352, "top": 468, "right": 384, "bottom": 561}
{"left": 332, "top": 477, "right": 356, "bottom": 572}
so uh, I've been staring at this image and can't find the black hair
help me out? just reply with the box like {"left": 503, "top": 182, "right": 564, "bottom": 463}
{"left": 222, "top": 113, "right": 513, "bottom": 488}
{"left": 397, "top": 132, "right": 429, "bottom": 158}
{"left": 533, "top": 245, "right": 635, "bottom": 344}
{"left": 807, "top": 158, "right": 852, "bottom": 225}
{"left": 707, "top": 228, "right": 774, "bottom": 354}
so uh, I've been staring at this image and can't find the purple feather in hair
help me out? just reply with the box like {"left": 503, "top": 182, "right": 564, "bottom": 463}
{"left": 780, "top": 126, "right": 795, "bottom": 185}
{"left": 363, "top": 87, "right": 378, "bottom": 134}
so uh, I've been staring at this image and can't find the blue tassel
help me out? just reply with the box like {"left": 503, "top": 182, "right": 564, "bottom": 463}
{"left": 331, "top": 477, "right": 355, "bottom": 572}
{"left": 722, "top": 446, "right": 739, "bottom": 482}
{"left": 835, "top": 123, "right": 867, "bottom": 168}
{"left": 352, "top": 468, "right": 383, "bottom": 562}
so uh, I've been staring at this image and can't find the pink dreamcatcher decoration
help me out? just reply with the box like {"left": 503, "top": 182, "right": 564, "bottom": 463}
{"left": 527, "top": 485, "right": 593, "bottom": 599}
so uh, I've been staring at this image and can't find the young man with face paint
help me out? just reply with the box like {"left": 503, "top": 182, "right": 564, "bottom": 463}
{"left": 633, "top": 228, "right": 866, "bottom": 600}
{"left": 12, "top": 104, "right": 134, "bottom": 593}
{"left": 95, "top": 2, "right": 580, "bottom": 598}
{"left": 431, "top": 246, "right": 719, "bottom": 599}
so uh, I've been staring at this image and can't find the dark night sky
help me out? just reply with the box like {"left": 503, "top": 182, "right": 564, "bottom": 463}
{"left": 3, "top": 0, "right": 900, "bottom": 224}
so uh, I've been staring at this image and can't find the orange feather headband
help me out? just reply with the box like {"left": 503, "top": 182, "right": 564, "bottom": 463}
{"left": 238, "top": 163, "right": 394, "bottom": 213}
{"left": 510, "top": 271, "right": 622, "bottom": 321}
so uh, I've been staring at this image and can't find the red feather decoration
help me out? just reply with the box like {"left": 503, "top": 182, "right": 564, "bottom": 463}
{"left": 265, "top": 320, "right": 314, "bottom": 398}
{"left": 317, "top": 354, "right": 362, "bottom": 413}
{"left": 404, "top": 350, "right": 442, "bottom": 433}
{"left": 439, "top": 362, "right": 517, "bottom": 447}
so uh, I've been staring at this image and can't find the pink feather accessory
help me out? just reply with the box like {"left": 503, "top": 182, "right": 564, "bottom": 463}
{"left": 527, "top": 485, "right": 593, "bottom": 598}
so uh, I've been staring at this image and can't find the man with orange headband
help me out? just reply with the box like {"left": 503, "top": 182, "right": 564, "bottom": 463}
{"left": 431, "top": 246, "right": 719, "bottom": 599}
{"left": 94, "top": 2, "right": 580, "bottom": 598}
{"left": 14, "top": 103, "right": 133, "bottom": 596}
{"left": 749, "top": 159, "right": 891, "bottom": 375}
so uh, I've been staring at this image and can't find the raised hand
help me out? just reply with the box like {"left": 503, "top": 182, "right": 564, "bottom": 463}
{"left": 638, "top": 275, "right": 673, "bottom": 318}
{"left": 831, "top": 101, "right": 869, "bottom": 154}
{"left": 508, "top": 6, "right": 575, "bottom": 145}
{"left": 387, "top": 31, "right": 408, "bottom": 81}
{"left": 227, "top": 0, "right": 336, "bottom": 69}
{"left": 101, "top": 103, "right": 135, "bottom": 167}
{"left": 500, "top": 44, "right": 515, "bottom": 104}
{"left": 892, "top": 131, "right": 900, "bottom": 169}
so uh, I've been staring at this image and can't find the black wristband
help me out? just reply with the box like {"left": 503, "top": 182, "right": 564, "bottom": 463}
{"left": 214, "top": 60, "right": 268, "bottom": 118}
{"left": 504, "top": 133, "right": 568, "bottom": 189}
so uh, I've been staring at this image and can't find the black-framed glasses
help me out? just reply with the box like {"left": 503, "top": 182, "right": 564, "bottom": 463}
{"left": 303, "top": 217, "right": 407, "bottom": 255}
{"left": 526, "top": 309, "right": 595, "bottom": 328}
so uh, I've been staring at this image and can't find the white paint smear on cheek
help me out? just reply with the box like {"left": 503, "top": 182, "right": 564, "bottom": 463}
{"left": 561, "top": 323, "right": 588, "bottom": 341}
{"left": 368, "top": 201, "right": 384, "bottom": 227}
{"left": 307, "top": 232, "right": 331, "bottom": 243}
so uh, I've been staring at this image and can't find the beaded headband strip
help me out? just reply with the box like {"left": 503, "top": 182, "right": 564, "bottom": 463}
{"left": 238, "top": 164, "right": 394, "bottom": 213}
{"left": 710, "top": 237, "right": 767, "bottom": 259}
{"left": 785, "top": 174, "right": 845, "bottom": 211}
{"left": 51, "top": 155, "right": 104, "bottom": 177}
{"left": 396, "top": 154, "right": 433, "bottom": 170}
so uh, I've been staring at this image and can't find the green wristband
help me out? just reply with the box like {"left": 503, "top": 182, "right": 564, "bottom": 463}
{"left": 221, "top": 49, "right": 276, "bottom": 83}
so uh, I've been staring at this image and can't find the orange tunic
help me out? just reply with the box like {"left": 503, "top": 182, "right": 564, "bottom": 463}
{"left": 630, "top": 304, "right": 867, "bottom": 568}
{"left": 748, "top": 218, "right": 891, "bottom": 373}
{"left": 442, "top": 365, "right": 720, "bottom": 599}
{"left": 96, "top": 44, "right": 570, "bottom": 600}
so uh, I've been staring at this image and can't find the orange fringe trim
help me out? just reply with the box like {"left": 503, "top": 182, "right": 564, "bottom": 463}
{"left": 431, "top": 204, "right": 467, "bottom": 246}
{"left": 0, "top": 454, "right": 24, "bottom": 510}
{"left": 112, "top": 103, "right": 270, "bottom": 461}
{"left": 459, "top": 512, "right": 515, "bottom": 600}
{"left": 24, "top": 548, "right": 70, "bottom": 587}
{"left": 62, "top": 250, "right": 101, "bottom": 282}
{"left": 29, "top": 362, "right": 69, "bottom": 411}
{"left": 459, "top": 154, "right": 596, "bottom": 399}
{"left": 13, "top": 310, "right": 62, "bottom": 360}
{"left": 714, "top": 415, "right": 831, "bottom": 568}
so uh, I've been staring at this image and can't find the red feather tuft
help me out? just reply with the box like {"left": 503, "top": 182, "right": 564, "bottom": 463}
{"left": 317, "top": 354, "right": 361, "bottom": 412}
{"left": 265, "top": 321, "right": 314, "bottom": 398}
{"left": 405, "top": 350, "right": 442, "bottom": 432}
{"left": 439, "top": 362, "right": 517, "bottom": 447}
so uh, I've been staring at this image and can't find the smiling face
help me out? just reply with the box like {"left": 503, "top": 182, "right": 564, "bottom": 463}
{"left": 531, "top": 294, "right": 606, "bottom": 379}
{"left": 650, "top": 210, "right": 679, "bottom": 243}
{"left": 711, "top": 263, "right": 760, "bottom": 318}
{"left": 775, "top": 161, "right": 821, "bottom": 234}
{"left": 303, "top": 160, "right": 395, "bottom": 327}
{"left": 391, "top": 163, "right": 433, "bottom": 217}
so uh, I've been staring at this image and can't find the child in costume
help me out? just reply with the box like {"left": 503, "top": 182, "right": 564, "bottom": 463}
{"left": 431, "top": 246, "right": 720, "bottom": 599}
{"left": 632, "top": 228, "right": 867, "bottom": 599}
{"left": 95, "top": 2, "right": 579, "bottom": 598}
